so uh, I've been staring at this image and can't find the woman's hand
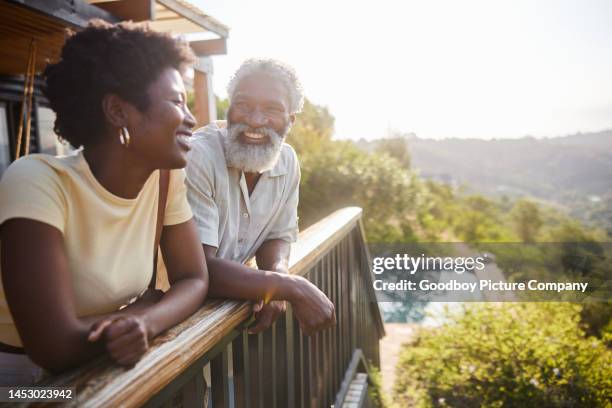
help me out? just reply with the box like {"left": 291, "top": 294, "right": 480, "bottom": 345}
{"left": 88, "top": 316, "right": 149, "bottom": 366}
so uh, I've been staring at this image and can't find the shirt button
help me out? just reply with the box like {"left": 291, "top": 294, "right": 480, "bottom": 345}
{"left": 242, "top": 213, "right": 249, "bottom": 218}
{"left": 238, "top": 238, "right": 244, "bottom": 244}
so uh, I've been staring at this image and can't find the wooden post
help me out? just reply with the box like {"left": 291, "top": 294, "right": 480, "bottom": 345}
{"left": 193, "top": 57, "right": 216, "bottom": 128}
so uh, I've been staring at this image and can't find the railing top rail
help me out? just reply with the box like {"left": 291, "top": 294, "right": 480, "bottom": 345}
{"left": 28, "top": 207, "right": 369, "bottom": 407}
{"left": 289, "top": 206, "right": 362, "bottom": 276}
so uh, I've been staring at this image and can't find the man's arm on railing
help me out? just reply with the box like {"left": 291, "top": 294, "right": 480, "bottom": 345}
{"left": 203, "top": 243, "right": 335, "bottom": 335}
{"left": 255, "top": 238, "right": 291, "bottom": 274}
{"left": 248, "top": 239, "right": 290, "bottom": 334}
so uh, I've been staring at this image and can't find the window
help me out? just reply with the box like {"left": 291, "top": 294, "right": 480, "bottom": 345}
{"left": 0, "top": 102, "right": 11, "bottom": 175}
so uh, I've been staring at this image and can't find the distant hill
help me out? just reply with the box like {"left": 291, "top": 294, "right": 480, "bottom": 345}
{"left": 358, "top": 130, "right": 612, "bottom": 233}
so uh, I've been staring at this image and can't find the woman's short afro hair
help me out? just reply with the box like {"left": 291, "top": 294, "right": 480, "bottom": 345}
{"left": 43, "top": 19, "right": 195, "bottom": 148}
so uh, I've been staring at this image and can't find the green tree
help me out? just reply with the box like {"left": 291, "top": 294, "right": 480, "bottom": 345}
{"left": 375, "top": 136, "right": 411, "bottom": 168}
{"left": 287, "top": 99, "right": 422, "bottom": 242}
{"left": 511, "top": 199, "right": 543, "bottom": 242}
{"left": 452, "top": 195, "right": 509, "bottom": 243}
{"left": 216, "top": 96, "right": 229, "bottom": 120}
{"left": 286, "top": 99, "right": 335, "bottom": 155}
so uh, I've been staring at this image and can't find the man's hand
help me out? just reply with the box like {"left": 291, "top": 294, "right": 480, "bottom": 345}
{"left": 289, "top": 276, "right": 336, "bottom": 336}
{"left": 248, "top": 300, "right": 287, "bottom": 334}
{"left": 204, "top": 240, "right": 336, "bottom": 336}
{"left": 88, "top": 315, "right": 149, "bottom": 366}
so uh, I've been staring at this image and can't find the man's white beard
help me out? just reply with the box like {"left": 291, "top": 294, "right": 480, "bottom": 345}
{"left": 223, "top": 123, "right": 287, "bottom": 173}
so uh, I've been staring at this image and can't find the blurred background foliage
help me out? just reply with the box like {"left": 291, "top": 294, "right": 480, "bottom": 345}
{"left": 284, "top": 98, "right": 608, "bottom": 246}
{"left": 285, "top": 98, "right": 611, "bottom": 336}
{"left": 393, "top": 303, "right": 611, "bottom": 408}
{"left": 216, "top": 96, "right": 611, "bottom": 404}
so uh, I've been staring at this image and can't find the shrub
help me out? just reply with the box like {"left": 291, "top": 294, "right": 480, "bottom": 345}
{"left": 393, "top": 303, "right": 612, "bottom": 407}
{"left": 368, "top": 363, "right": 388, "bottom": 408}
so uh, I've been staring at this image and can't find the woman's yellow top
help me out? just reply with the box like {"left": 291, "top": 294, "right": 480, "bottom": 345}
{"left": 0, "top": 151, "right": 192, "bottom": 346}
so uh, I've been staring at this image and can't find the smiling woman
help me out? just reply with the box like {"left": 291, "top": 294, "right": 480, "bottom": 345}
{"left": 0, "top": 20, "right": 208, "bottom": 385}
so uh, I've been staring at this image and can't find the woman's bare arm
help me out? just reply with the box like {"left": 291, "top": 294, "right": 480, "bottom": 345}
{"left": 1, "top": 218, "right": 208, "bottom": 373}
{"left": 134, "top": 218, "right": 209, "bottom": 339}
{"left": 1, "top": 219, "right": 106, "bottom": 372}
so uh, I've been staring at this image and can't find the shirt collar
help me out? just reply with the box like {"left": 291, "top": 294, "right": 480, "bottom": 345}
{"left": 266, "top": 156, "right": 287, "bottom": 177}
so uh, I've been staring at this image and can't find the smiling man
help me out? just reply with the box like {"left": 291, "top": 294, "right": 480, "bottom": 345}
{"left": 185, "top": 59, "right": 335, "bottom": 335}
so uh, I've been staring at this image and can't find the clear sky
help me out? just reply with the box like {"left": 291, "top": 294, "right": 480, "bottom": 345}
{"left": 191, "top": 0, "right": 612, "bottom": 140}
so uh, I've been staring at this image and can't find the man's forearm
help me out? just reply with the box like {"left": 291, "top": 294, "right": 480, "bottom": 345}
{"left": 206, "top": 255, "right": 296, "bottom": 301}
{"left": 255, "top": 239, "right": 291, "bottom": 273}
{"left": 204, "top": 243, "right": 335, "bottom": 336}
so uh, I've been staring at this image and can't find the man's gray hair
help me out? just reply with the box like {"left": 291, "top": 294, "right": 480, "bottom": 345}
{"left": 227, "top": 58, "right": 304, "bottom": 114}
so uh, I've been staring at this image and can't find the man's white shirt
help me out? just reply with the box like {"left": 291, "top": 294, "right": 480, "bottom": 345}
{"left": 185, "top": 123, "right": 300, "bottom": 263}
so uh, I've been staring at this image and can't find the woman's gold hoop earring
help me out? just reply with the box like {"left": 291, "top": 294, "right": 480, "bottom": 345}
{"left": 119, "top": 127, "right": 131, "bottom": 147}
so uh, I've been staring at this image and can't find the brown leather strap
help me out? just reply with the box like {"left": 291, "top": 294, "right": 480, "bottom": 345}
{"left": 0, "top": 341, "right": 25, "bottom": 354}
{"left": 150, "top": 170, "right": 170, "bottom": 289}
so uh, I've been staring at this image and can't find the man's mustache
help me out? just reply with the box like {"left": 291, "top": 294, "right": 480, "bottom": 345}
{"left": 228, "top": 123, "right": 282, "bottom": 142}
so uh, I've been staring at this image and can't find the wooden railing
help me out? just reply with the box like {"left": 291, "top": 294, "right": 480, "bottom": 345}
{"left": 30, "top": 207, "right": 385, "bottom": 408}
